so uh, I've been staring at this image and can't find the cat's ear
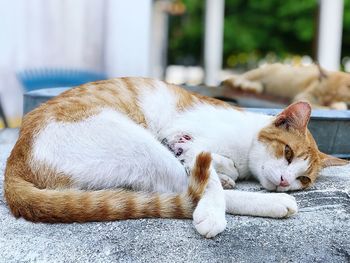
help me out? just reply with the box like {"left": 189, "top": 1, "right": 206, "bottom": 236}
{"left": 274, "top": 101, "right": 311, "bottom": 133}
{"left": 319, "top": 152, "right": 349, "bottom": 168}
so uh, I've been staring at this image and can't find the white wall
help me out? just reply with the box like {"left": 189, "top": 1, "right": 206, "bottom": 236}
{"left": 204, "top": 0, "right": 225, "bottom": 86}
{"left": 317, "top": 0, "right": 344, "bottom": 70}
{"left": 104, "top": 0, "right": 153, "bottom": 78}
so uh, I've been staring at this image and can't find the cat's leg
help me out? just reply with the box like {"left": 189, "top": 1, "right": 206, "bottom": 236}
{"left": 193, "top": 163, "right": 227, "bottom": 238}
{"left": 224, "top": 190, "right": 298, "bottom": 218}
{"left": 163, "top": 134, "right": 227, "bottom": 237}
{"left": 211, "top": 153, "right": 239, "bottom": 184}
{"left": 223, "top": 64, "right": 287, "bottom": 93}
{"left": 222, "top": 65, "right": 279, "bottom": 93}
{"left": 239, "top": 64, "right": 281, "bottom": 82}
{"left": 223, "top": 74, "right": 264, "bottom": 93}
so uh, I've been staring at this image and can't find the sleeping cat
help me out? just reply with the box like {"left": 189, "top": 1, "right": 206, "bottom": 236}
{"left": 4, "top": 78, "right": 348, "bottom": 238}
{"left": 222, "top": 63, "right": 350, "bottom": 109}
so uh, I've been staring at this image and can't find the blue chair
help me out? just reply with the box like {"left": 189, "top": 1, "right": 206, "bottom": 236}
{"left": 17, "top": 68, "right": 107, "bottom": 91}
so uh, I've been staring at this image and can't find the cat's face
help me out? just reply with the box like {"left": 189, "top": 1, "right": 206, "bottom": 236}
{"left": 249, "top": 102, "right": 348, "bottom": 192}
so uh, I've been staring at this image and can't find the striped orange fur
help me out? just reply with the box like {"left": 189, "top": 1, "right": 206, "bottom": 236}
{"left": 5, "top": 149, "right": 211, "bottom": 222}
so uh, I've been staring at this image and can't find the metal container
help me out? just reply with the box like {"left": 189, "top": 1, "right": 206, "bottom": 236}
{"left": 23, "top": 87, "right": 70, "bottom": 115}
{"left": 23, "top": 87, "right": 350, "bottom": 158}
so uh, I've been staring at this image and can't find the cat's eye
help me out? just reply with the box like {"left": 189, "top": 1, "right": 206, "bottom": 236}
{"left": 297, "top": 176, "right": 311, "bottom": 185}
{"left": 284, "top": 145, "right": 294, "bottom": 164}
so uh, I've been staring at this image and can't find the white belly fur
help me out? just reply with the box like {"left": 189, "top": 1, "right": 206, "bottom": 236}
{"left": 31, "top": 109, "right": 188, "bottom": 193}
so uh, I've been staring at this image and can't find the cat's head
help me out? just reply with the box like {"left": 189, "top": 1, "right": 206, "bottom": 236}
{"left": 249, "top": 101, "right": 349, "bottom": 191}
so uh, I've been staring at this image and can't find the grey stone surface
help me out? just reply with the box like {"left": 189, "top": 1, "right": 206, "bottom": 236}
{"left": 0, "top": 128, "right": 350, "bottom": 263}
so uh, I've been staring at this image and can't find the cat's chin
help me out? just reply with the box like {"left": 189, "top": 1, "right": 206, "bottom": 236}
{"left": 261, "top": 180, "right": 291, "bottom": 192}
{"left": 275, "top": 186, "right": 290, "bottom": 192}
{"left": 255, "top": 170, "right": 291, "bottom": 192}
{"left": 260, "top": 179, "right": 278, "bottom": 191}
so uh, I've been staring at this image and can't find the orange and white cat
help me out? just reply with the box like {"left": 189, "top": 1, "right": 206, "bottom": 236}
{"left": 4, "top": 78, "right": 348, "bottom": 238}
{"left": 223, "top": 63, "right": 350, "bottom": 109}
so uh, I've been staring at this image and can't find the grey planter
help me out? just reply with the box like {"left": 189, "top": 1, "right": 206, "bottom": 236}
{"left": 23, "top": 87, "right": 350, "bottom": 158}
{"left": 23, "top": 87, "right": 70, "bottom": 115}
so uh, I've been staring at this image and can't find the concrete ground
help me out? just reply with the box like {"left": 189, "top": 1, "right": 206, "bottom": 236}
{"left": 0, "top": 128, "right": 349, "bottom": 263}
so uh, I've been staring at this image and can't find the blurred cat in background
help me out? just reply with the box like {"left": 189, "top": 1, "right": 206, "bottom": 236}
{"left": 222, "top": 63, "right": 350, "bottom": 110}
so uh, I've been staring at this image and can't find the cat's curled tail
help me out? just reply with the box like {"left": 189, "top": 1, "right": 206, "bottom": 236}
{"left": 4, "top": 152, "right": 212, "bottom": 223}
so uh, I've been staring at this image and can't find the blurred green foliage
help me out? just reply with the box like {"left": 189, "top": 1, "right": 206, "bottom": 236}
{"left": 168, "top": 0, "right": 204, "bottom": 65}
{"left": 168, "top": 0, "right": 350, "bottom": 69}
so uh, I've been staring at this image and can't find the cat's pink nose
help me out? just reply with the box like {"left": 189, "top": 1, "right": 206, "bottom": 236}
{"left": 279, "top": 176, "right": 290, "bottom": 187}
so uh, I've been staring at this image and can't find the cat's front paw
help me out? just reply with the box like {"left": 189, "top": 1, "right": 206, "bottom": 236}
{"left": 225, "top": 77, "right": 263, "bottom": 93}
{"left": 218, "top": 173, "right": 236, "bottom": 189}
{"left": 212, "top": 153, "right": 239, "bottom": 182}
{"left": 264, "top": 193, "right": 298, "bottom": 218}
{"left": 193, "top": 196, "right": 227, "bottom": 238}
